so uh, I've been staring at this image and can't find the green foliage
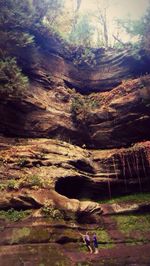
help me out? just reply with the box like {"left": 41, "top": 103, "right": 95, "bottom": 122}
{"left": 0, "top": 179, "right": 22, "bottom": 191}
{"left": 72, "top": 95, "right": 99, "bottom": 112}
{"left": 116, "top": 7, "right": 150, "bottom": 51}
{"left": 71, "top": 94, "right": 99, "bottom": 119}
{"left": 0, "top": 31, "right": 34, "bottom": 55}
{"left": 42, "top": 201, "right": 64, "bottom": 220}
{"left": 1, "top": 174, "right": 51, "bottom": 191}
{"left": 0, "top": 0, "right": 52, "bottom": 30}
{"left": 43, "top": 0, "right": 65, "bottom": 27}
{"left": 116, "top": 18, "right": 145, "bottom": 38}
{"left": 27, "top": 174, "right": 42, "bottom": 187}
{"left": 0, "top": 183, "right": 6, "bottom": 191}
{"left": 0, "top": 0, "right": 111, "bottom": 71}
{"left": 97, "top": 193, "right": 150, "bottom": 204}
{"left": 92, "top": 229, "right": 114, "bottom": 249}
{"left": 0, "top": 0, "right": 64, "bottom": 53}
{"left": 114, "top": 214, "right": 150, "bottom": 236}
{"left": 8, "top": 175, "right": 46, "bottom": 191}
{"left": 69, "top": 15, "right": 94, "bottom": 47}
{"left": 1, "top": 0, "right": 150, "bottom": 54}
{"left": 0, "top": 0, "right": 35, "bottom": 56}
{"left": 0, "top": 0, "right": 66, "bottom": 99}
{"left": 73, "top": 48, "right": 96, "bottom": 67}
{"left": 0, "top": 57, "right": 28, "bottom": 97}
{"left": 7, "top": 179, "right": 20, "bottom": 190}
{"left": 0, "top": 209, "right": 31, "bottom": 222}
{"left": 11, "top": 227, "right": 31, "bottom": 244}
{"left": 71, "top": 94, "right": 84, "bottom": 113}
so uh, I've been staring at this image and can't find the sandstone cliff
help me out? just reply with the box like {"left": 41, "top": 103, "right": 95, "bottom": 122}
{"left": 0, "top": 32, "right": 150, "bottom": 217}
{"left": 0, "top": 75, "right": 150, "bottom": 148}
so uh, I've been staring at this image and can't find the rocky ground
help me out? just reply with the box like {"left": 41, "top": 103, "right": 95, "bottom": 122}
{"left": 0, "top": 136, "right": 150, "bottom": 265}
{"left": 0, "top": 212, "right": 150, "bottom": 266}
{"left": 0, "top": 129, "right": 150, "bottom": 265}
{"left": 0, "top": 135, "right": 150, "bottom": 265}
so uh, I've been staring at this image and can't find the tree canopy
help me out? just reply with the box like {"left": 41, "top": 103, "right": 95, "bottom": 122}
{"left": 1, "top": 0, "right": 150, "bottom": 52}
{"left": 0, "top": 0, "right": 150, "bottom": 97}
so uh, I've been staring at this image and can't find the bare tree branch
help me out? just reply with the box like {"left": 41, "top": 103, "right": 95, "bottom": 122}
{"left": 95, "top": 0, "right": 109, "bottom": 47}
{"left": 76, "top": 0, "right": 82, "bottom": 12}
{"left": 112, "top": 34, "right": 126, "bottom": 46}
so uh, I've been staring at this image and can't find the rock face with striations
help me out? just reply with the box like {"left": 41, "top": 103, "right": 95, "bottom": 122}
{"left": 0, "top": 32, "right": 150, "bottom": 216}
{"left": 0, "top": 138, "right": 149, "bottom": 214}
{"left": 0, "top": 75, "right": 150, "bottom": 149}
{"left": 22, "top": 29, "right": 150, "bottom": 93}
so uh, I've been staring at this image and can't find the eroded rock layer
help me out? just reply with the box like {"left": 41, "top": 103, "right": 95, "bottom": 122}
{"left": 0, "top": 138, "right": 149, "bottom": 214}
{"left": 20, "top": 29, "right": 150, "bottom": 93}
{"left": 0, "top": 39, "right": 150, "bottom": 218}
{"left": 0, "top": 75, "right": 150, "bottom": 149}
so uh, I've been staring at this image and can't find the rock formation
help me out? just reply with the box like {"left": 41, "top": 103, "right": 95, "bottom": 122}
{"left": 0, "top": 32, "right": 150, "bottom": 218}
{"left": 0, "top": 75, "right": 150, "bottom": 149}
{"left": 0, "top": 137, "right": 149, "bottom": 216}
{"left": 21, "top": 29, "right": 150, "bottom": 93}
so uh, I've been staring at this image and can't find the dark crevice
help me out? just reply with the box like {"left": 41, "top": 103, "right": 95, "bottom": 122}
{"left": 56, "top": 237, "right": 77, "bottom": 244}
{"left": 69, "top": 160, "right": 95, "bottom": 174}
{"left": 55, "top": 176, "right": 92, "bottom": 199}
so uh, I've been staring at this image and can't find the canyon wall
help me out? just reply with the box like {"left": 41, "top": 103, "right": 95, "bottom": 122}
{"left": 0, "top": 33, "right": 150, "bottom": 214}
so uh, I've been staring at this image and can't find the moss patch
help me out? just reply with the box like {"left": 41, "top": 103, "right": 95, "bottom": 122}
{"left": 113, "top": 214, "right": 150, "bottom": 244}
{"left": 11, "top": 227, "right": 31, "bottom": 244}
{"left": 93, "top": 229, "right": 114, "bottom": 249}
{"left": 114, "top": 214, "right": 150, "bottom": 234}
{"left": 0, "top": 209, "right": 31, "bottom": 222}
{"left": 97, "top": 193, "right": 150, "bottom": 204}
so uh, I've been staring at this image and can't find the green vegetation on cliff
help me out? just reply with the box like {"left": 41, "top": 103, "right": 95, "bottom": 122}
{"left": 1, "top": 0, "right": 150, "bottom": 99}
{"left": 0, "top": 57, "right": 28, "bottom": 97}
{"left": 0, "top": 209, "right": 31, "bottom": 222}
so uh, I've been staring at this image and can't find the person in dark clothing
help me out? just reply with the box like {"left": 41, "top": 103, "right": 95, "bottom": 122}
{"left": 93, "top": 233, "right": 99, "bottom": 254}
{"left": 79, "top": 232, "right": 93, "bottom": 253}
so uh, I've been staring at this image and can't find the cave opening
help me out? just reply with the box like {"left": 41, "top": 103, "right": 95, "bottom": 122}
{"left": 55, "top": 176, "right": 92, "bottom": 199}
{"left": 55, "top": 175, "right": 150, "bottom": 201}
{"left": 55, "top": 176, "right": 116, "bottom": 200}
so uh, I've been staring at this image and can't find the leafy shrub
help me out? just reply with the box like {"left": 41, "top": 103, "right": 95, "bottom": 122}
{"left": 7, "top": 179, "right": 20, "bottom": 190}
{"left": 73, "top": 48, "right": 96, "bottom": 67}
{"left": 0, "top": 209, "right": 31, "bottom": 222}
{"left": 71, "top": 95, "right": 99, "bottom": 114}
{"left": 0, "top": 57, "right": 28, "bottom": 97}
{"left": 0, "top": 184, "right": 6, "bottom": 191}
{"left": 71, "top": 95, "right": 84, "bottom": 113}
{"left": 71, "top": 94, "right": 99, "bottom": 126}
{"left": 27, "top": 174, "right": 42, "bottom": 187}
{"left": 42, "top": 201, "right": 64, "bottom": 220}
